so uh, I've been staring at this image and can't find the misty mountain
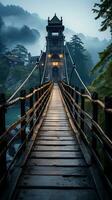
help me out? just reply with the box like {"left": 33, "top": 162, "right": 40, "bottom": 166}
{"left": 0, "top": 3, "right": 46, "bottom": 30}
{"left": 78, "top": 33, "right": 110, "bottom": 64}
{"left": 0, "top": 3, "right": 110, "bottom": 63}
{"left": 0, "top": 3, "right": 29, "bottom": 16}
{"left": 0, "top": 3, "right": 40, "bottom": 49}
{"left": 0, "top": 19, "right": 40, "bottom": 46}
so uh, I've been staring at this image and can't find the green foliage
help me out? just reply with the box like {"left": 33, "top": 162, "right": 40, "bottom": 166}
{"left": 67, "top": 35, "right": 93, "bottom": 87}
{"left": 92, "top": 0, "right": 112, "bottom": 33}
{"left": 6, "top": 65, "right": 40, "bottom": 96}
{"left": 91, "top": 1, "right": 112, "bottom": 98}
{"left": 91, "top": 43, "right": 112, "bottom": 74}
{"left": 11, "top": 45, "right": 28, "bottom": 61}
{"left": 0, "top": 57, "right": 9, "bottom": 84}
{"left": 91, "top": 60, "right": 112, "bottom": 98}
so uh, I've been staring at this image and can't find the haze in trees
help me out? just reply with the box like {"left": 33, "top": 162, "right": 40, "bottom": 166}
{"left": 91, "top": 0, "right": 112, "bottom": 98}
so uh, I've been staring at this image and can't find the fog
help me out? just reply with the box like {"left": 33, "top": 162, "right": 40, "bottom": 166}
{"left": 0, "top": 3, "right": 110, "bottom": 63}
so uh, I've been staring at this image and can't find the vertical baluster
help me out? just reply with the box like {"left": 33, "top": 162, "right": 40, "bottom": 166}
{"left": 20, "top": 90, "right": 26, "bottom": 146}
{"left": 71, "top": 87, "right": 74, "bottom": 116}
{"left": 103, "top": 97, "right": 112, "bottom": 174}
{"left": 35, "top": 87, "right": 39, "bottom": 123}
{"left": 91, "top": 92, "right": 98, "bottom": 162}
{"left": 105, "top": 96, "right": 112, "bottom": 140}
{"left": 29, "top": 88, "right": 34, "bottom": 137}
{"left": 38, "top": 88, "right": 41, "bottom": 121}
{"left": 0, "top": 93, "right": 7, "bottom": 187}
{"left": 75, "top": 87, "right": 79, "bottom": 122}
{"left": 80, "top": 89, "right": 85, "bottom": 131}
{"left": 40, "top": 86, "right": 43, "bottom": 117}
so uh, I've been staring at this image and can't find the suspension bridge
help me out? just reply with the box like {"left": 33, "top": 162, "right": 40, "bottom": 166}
{"left": 0, "top": 15, "right": 112, "bottom": 200}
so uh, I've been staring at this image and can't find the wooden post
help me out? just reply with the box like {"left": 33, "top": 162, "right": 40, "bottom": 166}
{"left": 74, "top": 87, "right": 79, "bottom": 122}
{"left": 29, "top": 88, "right": 34, "bottom": 137}
{"left": 0, "top": 93, "right": 7, "bottom": 187}
{"left": 91, "top": 92, "right": 98, "bottom": 161}
{"left": 80, "top": 89, "right": 85, "bottom": 131}
{"left": 102, "top": 97, "right": 112, "bottom": 175}
{"left": 71, "top": 87, "right": 74, "bottom": 98}
{"left": 35, "top": 87, "right": 39, "bottom": 122}
{"left": 38, "top": 88, "right": 41, "bottom": 122}
{"left": 105, "top": 96, "right": 112, "bottom": 140}
{"left": 20, "top": 90, "right": 26, "bottom": 144}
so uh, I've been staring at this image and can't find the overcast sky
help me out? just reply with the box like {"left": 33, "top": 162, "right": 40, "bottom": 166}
{"left": 0, "top": 0, "right": 111, "bottom": 39}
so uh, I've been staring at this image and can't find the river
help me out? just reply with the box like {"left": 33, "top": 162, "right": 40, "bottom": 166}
{"left": 6, "top": 104, "right": 20, "bottom": 128}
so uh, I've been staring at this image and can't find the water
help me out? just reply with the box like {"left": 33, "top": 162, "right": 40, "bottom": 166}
{"left": 6, "top": 104, "right": 20, "bottom": 128}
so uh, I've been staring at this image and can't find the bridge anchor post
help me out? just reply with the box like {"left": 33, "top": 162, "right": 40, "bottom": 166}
{"left": 29, "top": 88, "right": 34, "bottom": 138}
{"left": 91, "top": 92, "right": 98, "bottom": 163}
{"left": 0, "top": 93, "right": 7, "bottom": 188}
{"left": 20, "top": 90, "right": 26, "bottom": 148}
{"left": 80, "top": 89, "right": 85, "bottom": 132}
{"left": 105, "top": 96, "right": 112, "bottom": 140}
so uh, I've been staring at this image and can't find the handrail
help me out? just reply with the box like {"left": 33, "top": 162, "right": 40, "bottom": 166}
{"left": 60, "top": 81, "right": 112, "bottom": 192}
{"left": 7, "top": 49, "right": 46, "bottom": 103}
{"left": 62, "top": 80, "right": 112, "bottom": 113}
{"left": 0, "top": 81, "right": 53, "bottom": 189}
{"left": 62, "top": 84, "right": 112, "bottom": 149}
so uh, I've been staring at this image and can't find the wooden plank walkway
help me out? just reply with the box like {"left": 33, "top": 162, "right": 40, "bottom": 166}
{"left": 13, "top": 85, "right": 99, "bottom": 200}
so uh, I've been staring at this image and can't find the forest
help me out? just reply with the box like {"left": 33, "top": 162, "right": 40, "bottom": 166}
{"left": 0, "top": 0, "right": 111, "bottom": 99}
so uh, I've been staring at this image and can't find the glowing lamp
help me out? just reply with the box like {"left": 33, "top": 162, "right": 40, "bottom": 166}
{"left": 48, "top": 54, "right": 51, "bottom": 58}
{"left": 52, "top": 62, "right": 59, "bottom": 67}
{"left": 59, "top": 54, "right": 64, "bottom": 58}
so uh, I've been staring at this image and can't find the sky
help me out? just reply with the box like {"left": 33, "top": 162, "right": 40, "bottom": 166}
{"left": 0, "top": 0, "right": 111, "bottom": 40}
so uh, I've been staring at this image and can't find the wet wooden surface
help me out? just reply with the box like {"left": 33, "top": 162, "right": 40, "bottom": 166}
{"left": 14, "top": 85, "right": 99, "bottom": 200}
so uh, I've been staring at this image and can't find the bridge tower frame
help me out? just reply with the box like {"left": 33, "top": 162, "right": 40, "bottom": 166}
{"left": 46, "top": 14, "right": 65, "bottom": 82}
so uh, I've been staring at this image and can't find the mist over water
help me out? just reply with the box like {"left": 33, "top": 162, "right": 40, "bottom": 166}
{"left": 0, "top": 3, "right": 110, "bottom": 61}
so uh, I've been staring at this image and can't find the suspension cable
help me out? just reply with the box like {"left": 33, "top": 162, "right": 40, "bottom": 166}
{"left": 7, "top": 51, "right": 44, "bottom": 103}
{"left": 64, "top": 50, "right": 69, "bottom": 84}
{"left": 41, "top": 52, "right": 48, "bottom": 85}
{"left": 65, "top": 43, "right": 91, "bottom": 96}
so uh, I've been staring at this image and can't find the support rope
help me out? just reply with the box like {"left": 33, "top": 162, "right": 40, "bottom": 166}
{"left": 7, "top": 51, "right": 44, "bottom": 103}
{"left": 64, "top": 50, "right": 69, "bottom": 84}
{"left": 65, "top": 43, "right": 91, "bottom": 96}
{"left": 41, "top": 52, "right": 48, "bottom": 85}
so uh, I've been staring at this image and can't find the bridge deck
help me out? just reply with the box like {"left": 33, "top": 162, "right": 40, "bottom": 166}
{"left": 13, "top": 85, "right": 99, "bottom": 200}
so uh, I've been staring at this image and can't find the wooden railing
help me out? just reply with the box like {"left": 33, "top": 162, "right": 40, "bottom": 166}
{"left": 60, "top": 81, "right": 112, "bottom": 193}
{"left": 0, "top": 81, "right": 53, "bottom": 189}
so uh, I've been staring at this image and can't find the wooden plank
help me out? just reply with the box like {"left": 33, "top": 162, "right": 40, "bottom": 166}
{"left": 13, "top": 85, "right": 99, "bottom": 200}
{"left": 15, "top": 189, "right": 99, "bottom": 200}
{"left": 46, "top": 114, "right": 67, "bottom": 117}
{"left": 35, "top": 141, "right": 77, "bottom": 145}
{"left": 26, "top": 158, "right": 87, "bottom": 167}
{"left": 33, "top": 145, "right": 80, "bottom": 151}
{"left": 40, "top": 127, "right": 71, "bottom": 131}
{"left": 42, "top": 123, "right": 70, "bottom": 127}
{"left": 37, "top": 136, "right": 75, "bottom": 141}
{"left": 43, "top": 119, "right": 68, "bottom": 122}
{"left": 38, "top": 131, "right": 74, "bottom": 137}
{"left": 23, "top": 166, "right": 89, "bottom": 176}
{"left": 44, "top": 115, "right": 67, "bottom": 118}
{"left": 30, "top": 151, "right": 83, "bottom": 159}
{"left": 44, "top": 118, "right": 68, "bottom": 121}
{"left": 18, "top": 175, "right": 94, "bottom": 189}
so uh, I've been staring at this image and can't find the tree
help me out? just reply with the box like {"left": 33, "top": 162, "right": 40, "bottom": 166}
{"left": 0, "top": 40, "right": 6, "bottom": 54}
{"left": 92, "top": 0, "right": 112, "bottom": 34}
{"left": 67, "top": 35, "right": 93, "bottom": 86}
{"left": 0, "top": 16, "right": 6, "bottom": 54}
{"left": 91, "top": 43, "right": 112, "bottom": 97}
{"left": 11, "top": 45, "right": 28, "bottom": 62}
{"left": 91, "top": 0, "right": 112, "bottom": 98}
